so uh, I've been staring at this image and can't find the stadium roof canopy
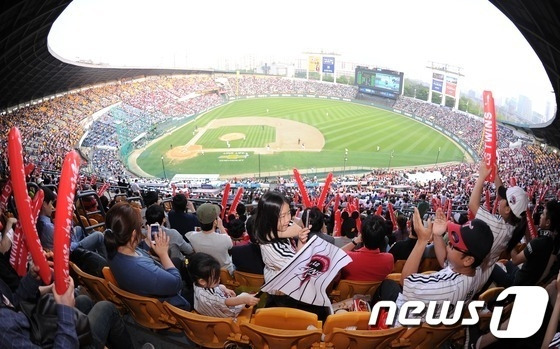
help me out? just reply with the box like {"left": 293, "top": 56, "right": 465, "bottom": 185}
{"left": 1, "top": 0, "right": 559, "bottom": 148}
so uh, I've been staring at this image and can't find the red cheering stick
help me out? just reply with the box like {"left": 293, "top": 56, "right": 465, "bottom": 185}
{"left": 9, "top": 224, "right": 28, "bottom": 276}
{"left": 9, "top": 187, "right": 43, "bottom": 277}
{"left": 53, "top": 151, "right": 81, "bottom": 294}
{"left": 375, "top": 204, "right": 383, "bottom": 216}
{"left": 332, "top": 194, "right": 341, "bottom": 236}
{"left": 24, "top": 163, "right": 35, "bottom": 177}
{"left": 526, "top": 207, "right": 538, "bottom": 239}
{"left": 527, "top": 186, "right": 534, "bottom": 204}
{"left": 8, "top": 127, "right": 51, "bottom": 284}
{"left": 293, "top": 168, "right": 312, "bottom": 208}
{"left": 334, "top": 209, "right": 342, "bottom": 237}
{"left": 482, "top": 91, "right": 497, "bottom": 181}
{"left": 482, "top": 91, "right": 497, "bottom": 182}
{"left": 540, "top": 186, "right": 549, "bottom": 206}
{"left": 333, "top": 194, "right": 340, "bottom": 213}
{"left": 0, "top": 162, "right": 35, "bottom": 211}
{"left": 220, "top": 182, "right": 230, "bottom": 220}
{"left": 431, "top": 197, "right": 439, "bottom": 212}
{"left": 348, "top": 195, "right": 357, "bottom": 213}
{"left": 388, "top": 203, "right": 398, "bottom": 231}
{"left": 316, "top": 173, "right": 333, "bottom": 210}
{"left": 346, "top": 196, "right": 353, "bottom": 212}
{"left": 0, "top": 180, "right": 12, "bottom": 210}
{"left": 30, "top": 189, "right": 44, "bottom": 223}
{"left": 228, "top": 187, "right": 244, "bottom": 216}
{"left": 97, "top": 182, "right": 108, "bottom": 197}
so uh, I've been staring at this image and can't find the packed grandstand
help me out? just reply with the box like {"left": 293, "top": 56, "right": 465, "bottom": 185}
{"left": 0, "top": 74, "right": 557, "bottom": 194}
{"left": 2, "top": 73, "right": 560, "bottom": 349}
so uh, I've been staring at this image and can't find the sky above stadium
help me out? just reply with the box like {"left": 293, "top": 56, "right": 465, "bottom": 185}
{"left": 48, "top": 0, "right": 555, "bottom": 121}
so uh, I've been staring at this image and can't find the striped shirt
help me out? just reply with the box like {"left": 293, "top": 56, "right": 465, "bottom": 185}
{"left": 193, "top": 285, "right": 243, "bottom": 318}
{"left": 393, "top": 207, "right": 511, "bottom": 326}
{"left": 475, "top": 208, "right": 514, "bottom": 271}
{"left": 260, "top": 239, "right": 296, "bottom": 284}
{"left": 396, "top": 265, "right": 491, "bottom": 326}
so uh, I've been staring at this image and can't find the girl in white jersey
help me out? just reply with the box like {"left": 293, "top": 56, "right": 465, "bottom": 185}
{"left": 253, "top": 191, "right": 330, "bottom": 320}
{"left": 253, "top": 191, "right": 310, "bottom": 283}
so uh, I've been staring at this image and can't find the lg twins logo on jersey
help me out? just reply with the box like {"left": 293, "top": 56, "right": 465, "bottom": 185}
{"left": 369, "top": 286, "right": 548, "bottom": 338}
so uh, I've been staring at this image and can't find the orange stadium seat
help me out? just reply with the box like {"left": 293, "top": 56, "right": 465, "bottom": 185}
{"left": 163, "top": 302, "right": 241, "bottom": 348}
{"left": 239, "top": 322, "right": 322, "bottom": 349}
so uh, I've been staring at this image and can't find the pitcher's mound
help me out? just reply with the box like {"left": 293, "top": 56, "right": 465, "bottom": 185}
{"left": 167, "top": 145, "right": 202, "bottom": 160}
{"left": 220, "top": 133, "right": 245, "bottom": 141}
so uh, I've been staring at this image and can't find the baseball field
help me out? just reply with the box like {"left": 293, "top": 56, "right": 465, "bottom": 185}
{"left": 132, "top": 97, "right": 467, "bottom": 178}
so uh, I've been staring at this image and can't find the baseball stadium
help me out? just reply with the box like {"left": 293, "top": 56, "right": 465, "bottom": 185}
{"left": 1, "top": 1, "right": 560, "bottom": 349}
{"left": 130, "top": 89, "right": 471, "bottom": 180}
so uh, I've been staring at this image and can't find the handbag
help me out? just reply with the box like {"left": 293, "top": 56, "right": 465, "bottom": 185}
{"left": 19, "top": 293, "right": 93, "bottom": 348}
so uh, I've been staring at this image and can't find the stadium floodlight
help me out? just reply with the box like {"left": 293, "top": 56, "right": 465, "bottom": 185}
{"left": 161, "top": 156, "right": 167, "bottom": 180}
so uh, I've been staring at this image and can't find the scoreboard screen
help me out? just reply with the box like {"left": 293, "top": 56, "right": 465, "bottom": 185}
{"left": 355, "top": 67, "right": 404, "bottom": 99}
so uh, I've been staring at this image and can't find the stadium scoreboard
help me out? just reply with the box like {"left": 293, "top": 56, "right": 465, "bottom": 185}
{"left": 355, "top": 67, "right": 404, "bottom": 99}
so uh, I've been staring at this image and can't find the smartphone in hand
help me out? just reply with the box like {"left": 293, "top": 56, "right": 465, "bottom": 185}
{"left": 150, "top": 223, "right": 159, "bottom": 241}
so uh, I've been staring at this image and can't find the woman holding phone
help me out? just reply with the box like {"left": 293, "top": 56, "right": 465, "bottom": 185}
{"left": 254, "top": 191, "right": 329, "bottom": 319}
{"left": 104, "top": 201, "right": 190, "bottom": 310}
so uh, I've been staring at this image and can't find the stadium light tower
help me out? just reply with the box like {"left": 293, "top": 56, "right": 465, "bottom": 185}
{"left": 161, "top": 156, "right": 167, "bottom": 180}
{"left": 435, "top": 147, "right": 441, "bottom": 167}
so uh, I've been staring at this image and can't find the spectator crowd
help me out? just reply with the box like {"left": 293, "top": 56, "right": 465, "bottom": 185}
{"left": 1, "top": 73, "right": 560, "bottom": 348}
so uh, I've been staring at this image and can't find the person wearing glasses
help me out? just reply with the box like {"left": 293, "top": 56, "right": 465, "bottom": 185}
{"left": 370, "top": 206, "right": 494, "bottom": 327}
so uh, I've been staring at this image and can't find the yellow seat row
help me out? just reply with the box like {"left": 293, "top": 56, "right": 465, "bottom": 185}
{"left": 72, "top": 262, "right": 501, "bottom": 349}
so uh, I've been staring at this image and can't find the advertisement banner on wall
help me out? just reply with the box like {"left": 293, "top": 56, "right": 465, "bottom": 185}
{"left": 308, "top": 56, "right": 321, "bottom": 73}
{"left": 432, "top": 79, "right": 443, "bottom": 93}
{"left": 322, "top": 56, "right": 335, "bottom": 73}
{"left": 445, "top": 82, "right": 457, "bottom": 97}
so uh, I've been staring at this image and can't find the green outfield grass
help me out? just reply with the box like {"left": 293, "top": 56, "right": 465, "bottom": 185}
{"left": 134, "top": 98, "right": 467, "bottom": 178}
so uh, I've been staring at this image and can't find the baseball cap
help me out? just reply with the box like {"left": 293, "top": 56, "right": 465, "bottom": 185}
{"left": 453, "top": 212, "right": 468, "bottom": 225}
{"left": 196, "top": 203, "right": 219, "bottom": 224}
{"left": 447, "top": 219, "right": 494, "bottom": 263}
{"left": 497, "top": 186, "right": 529, "bottom": 218}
